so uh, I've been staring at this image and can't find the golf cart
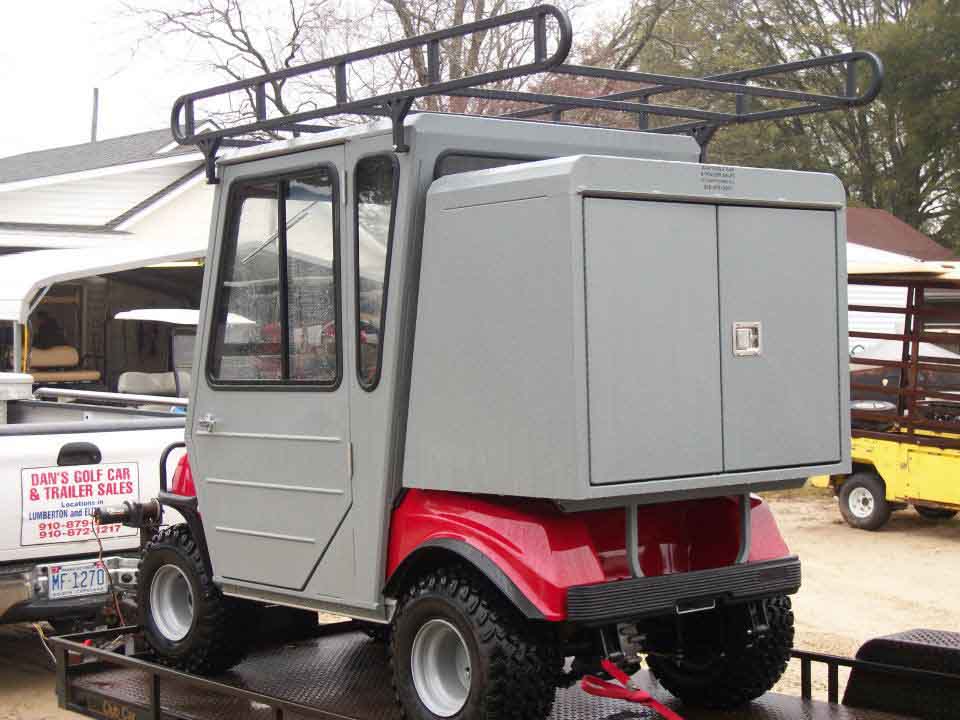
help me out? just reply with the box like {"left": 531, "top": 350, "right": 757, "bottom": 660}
{"left": 100, "top": 6, "right": 886, "bottom": 719}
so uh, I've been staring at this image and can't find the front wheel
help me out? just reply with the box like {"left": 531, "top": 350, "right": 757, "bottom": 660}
{"left": 647, "top": 595, "right": 794, "bottom": 709}
{"left": 139, "top": 524, "right": 252, "bottom": 675}
{"left": 390, "top": 565, "right": 560, "bottom": 720}
{"left": 915, "top": 505, "right": 958, "bottom": 521}
{"left": 838, "top": 471, "right": 891, "bottom": 530}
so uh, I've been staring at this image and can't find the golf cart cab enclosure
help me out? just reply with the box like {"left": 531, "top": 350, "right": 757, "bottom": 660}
{"left": 132, "top": 6, "right": 880, "bottom": 718}
{"left": 187, "top": 115, "right": 847, "bottom": 601}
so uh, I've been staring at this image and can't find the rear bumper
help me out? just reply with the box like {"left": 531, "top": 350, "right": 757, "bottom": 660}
{"left": 566, "top": 555, "right": 801, "bottom": 624}
{"left": 0, "top": 556, "right": 139, "bottom": 624}
{"left": 1, "top": 594, "right": 114, "bottom": 624}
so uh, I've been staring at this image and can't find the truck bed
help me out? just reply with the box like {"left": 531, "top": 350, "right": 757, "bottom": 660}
{"left": 52, "top": 624, "right": 904, "bottom": 720}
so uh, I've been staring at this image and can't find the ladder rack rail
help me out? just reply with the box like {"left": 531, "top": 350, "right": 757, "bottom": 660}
{"left": 171, "top": 5, "right": 572, "bottom": 156}
{"left": 169, "top": 3, "right": 883, "bottom": 179}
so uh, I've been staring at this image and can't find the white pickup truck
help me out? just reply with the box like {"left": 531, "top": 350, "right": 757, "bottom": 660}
{"left": 0, "top": 375, "right": 184, "bottom": 631}
{"left": 0, "top": 220, "right": 207, "bottom": 631}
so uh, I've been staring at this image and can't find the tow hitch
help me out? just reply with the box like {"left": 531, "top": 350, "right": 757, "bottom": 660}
{"left": 746, "top": 599, "right": 772, "bottom": 647}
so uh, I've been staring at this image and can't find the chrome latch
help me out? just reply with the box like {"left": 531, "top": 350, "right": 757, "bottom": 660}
{"left": 196, "top": 413, "right": 218, "bottom": 432}
{"left": 733, "top": 321, "right": 762, "bottom": 357}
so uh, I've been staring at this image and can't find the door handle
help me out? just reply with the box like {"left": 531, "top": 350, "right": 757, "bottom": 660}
{"left": 733, "top": 321, "right": 762, "bottom": 357}
{"left": 58, "top": 442, "right": 102, "bottom": 466}
{"left": 196, "top": 413, "right": 218, "bottom": 432}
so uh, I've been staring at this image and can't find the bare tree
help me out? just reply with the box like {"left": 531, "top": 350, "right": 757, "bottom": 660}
{"left": 587, "top": 0, "right": 679, "bottom": 68}
{"left": 126, "top": 0, "right": 620, "bottom": 131}
{"left": 126, "top": 0, "right": 350, "bottom": 134}
{"left": 370, "top": 0, "right": 588, "bottom": 113}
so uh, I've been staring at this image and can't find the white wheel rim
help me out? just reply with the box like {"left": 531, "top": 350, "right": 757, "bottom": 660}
{"left": 410, "top": 619, "right": 472, "bottom": 717}
{"left": 150, "top": 564, "right": 195, "bottom": 642}
{"left": 848, "top": 486, "right": 875, "bottom": 519}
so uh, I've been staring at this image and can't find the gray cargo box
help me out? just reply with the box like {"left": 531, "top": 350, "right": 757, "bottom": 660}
{"left": 404, "top": 155, "right": 850, "bottom": 505}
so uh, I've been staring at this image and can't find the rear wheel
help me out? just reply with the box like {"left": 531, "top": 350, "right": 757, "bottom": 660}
{"left": 647, "top": 595, "right": 794, "bottom": 709}
{"left": 838, "top": 471, "right": 891, "bottom": 530}
{"left": 139, "top": 524, "right": 253, "bottom": 675}
{"left": 390, "top": 565, "right": 560, "bottom": 720}
{"left": 915, "top": 505, "right": 958, "bottom": 521}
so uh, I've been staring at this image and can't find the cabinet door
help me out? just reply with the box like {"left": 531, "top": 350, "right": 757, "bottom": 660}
{"left": 584, "top": 199, "right": 723, "bottom": 484}
{"left": 718, "top": 206, "right": 841, "bottom": 471}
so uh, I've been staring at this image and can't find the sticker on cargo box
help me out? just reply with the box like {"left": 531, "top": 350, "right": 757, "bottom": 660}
{"left": 700, "top": 165, "right": 736, "bottom": 193}
{"left": 20, "top": 463, "right": 139, "bottom": 545}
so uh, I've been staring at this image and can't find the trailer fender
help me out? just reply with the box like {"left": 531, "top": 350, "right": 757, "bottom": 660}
{"left": 385, "top": 490, "right": 792, "bottom": 622}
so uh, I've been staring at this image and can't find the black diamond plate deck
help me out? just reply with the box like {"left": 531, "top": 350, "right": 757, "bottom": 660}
{"left": 64, "top": 628, "right": 905, "bottom": 720}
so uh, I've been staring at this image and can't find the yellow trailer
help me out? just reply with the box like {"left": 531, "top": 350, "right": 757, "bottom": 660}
{"left": 815, "top": 263, "right": 960, "bottom": 530}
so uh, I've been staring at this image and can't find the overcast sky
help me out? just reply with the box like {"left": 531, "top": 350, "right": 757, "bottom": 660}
{"left": 0, "top": 1, "right": 235, "bottom": 158}
{"left": 0, "top": 1, "right": 621, "bottom": 160}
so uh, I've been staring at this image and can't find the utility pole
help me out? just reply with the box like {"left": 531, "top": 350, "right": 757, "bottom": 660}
{"left": 91, "top": 88, "right": 100, "bottom": 142}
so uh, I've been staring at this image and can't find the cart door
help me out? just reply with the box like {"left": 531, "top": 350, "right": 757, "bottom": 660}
{"left": 717, "top": 206, "right": 841, "bottom": 470}
{"left": 189, "top": 148, "right": 351, "bottom": 590}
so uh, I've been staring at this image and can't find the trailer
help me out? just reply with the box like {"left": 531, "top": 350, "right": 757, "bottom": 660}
{"left": 811, "top": 263, "right": 960, "bottom": 529}
{"left": 48, "top": 623, "right": 960, "bottom": 720}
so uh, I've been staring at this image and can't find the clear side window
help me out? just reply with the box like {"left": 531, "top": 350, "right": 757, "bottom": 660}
{"left": 285, "top": 174, "right": 339, "bottom": 383}
{"left": 211, "top": 180, "right": 282, "bottom": 382}
{"left": 209, "top": 169, "right": 339, "bottom": 386}
{"left": 355, "top": 155, "right": 396, "bottom": 389}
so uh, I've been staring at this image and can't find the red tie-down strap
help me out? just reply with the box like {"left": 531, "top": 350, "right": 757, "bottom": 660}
{"left": 581, "top": 659, "right": 685, "bottom": 720}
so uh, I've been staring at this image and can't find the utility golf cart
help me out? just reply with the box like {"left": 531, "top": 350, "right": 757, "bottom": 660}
{"left": 813, "top": 263, "right": 960, "bottom": 530}
{"left": 85, "top": 6, "right": 886, "bottom": 719}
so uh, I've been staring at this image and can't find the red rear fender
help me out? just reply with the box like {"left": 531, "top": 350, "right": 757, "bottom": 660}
{"left": 170, "top": 454, "right": 196, "bottom": 497}
{"left": 386, "top": 489, "right": 790, "bottom": 621}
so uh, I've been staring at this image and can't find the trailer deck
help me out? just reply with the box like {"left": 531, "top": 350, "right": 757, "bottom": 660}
{"left": 51, "top": 623, "right": 908, "bottom": 720}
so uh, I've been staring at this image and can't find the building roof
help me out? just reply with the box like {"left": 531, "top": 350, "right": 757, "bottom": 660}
{"left": 847, "top": 207, "right": 953, "bottom": 261}
{"left": 0, "top": 129, "right": 196, "bottom": 185}
{"left": 0, "top": 235, "right": 207, "bottom": 323}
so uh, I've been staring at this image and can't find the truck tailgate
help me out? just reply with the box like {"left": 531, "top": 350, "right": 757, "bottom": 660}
{"left": 1, "top": 426, "right": 184, "bottom": 564}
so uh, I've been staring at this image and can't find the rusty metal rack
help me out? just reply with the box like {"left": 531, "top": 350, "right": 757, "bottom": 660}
{"left": 50, "top": 623, "right": 949, "bottom": 720}
{"left": 169, "top": 3, "right": 883, "bottom": 180}
{"left": 848, "top": 271, "right": 960, "bottom": 450}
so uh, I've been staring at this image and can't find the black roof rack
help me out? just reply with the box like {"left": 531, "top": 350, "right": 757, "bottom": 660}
{"left": 170, "top": 3, "right": 882, "bottom": 183}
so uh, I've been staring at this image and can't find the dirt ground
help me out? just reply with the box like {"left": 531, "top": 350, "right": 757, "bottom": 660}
{"left": 1, "top": 486, "right": 958, "bottom": 719}
{"left": 0, "top": 623, "right": 69, "bottom": 720}
{"left": 769, "top": 487, "right": 960, "bottom": 696}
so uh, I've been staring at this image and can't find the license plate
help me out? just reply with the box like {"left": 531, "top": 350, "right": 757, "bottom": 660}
{"left": 49, "top": 561, "right": 108, "bottom": 599}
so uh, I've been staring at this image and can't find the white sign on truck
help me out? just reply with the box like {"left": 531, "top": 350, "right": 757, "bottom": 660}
{"left": 21, "top": 462, "right": 140, "bottom": 546}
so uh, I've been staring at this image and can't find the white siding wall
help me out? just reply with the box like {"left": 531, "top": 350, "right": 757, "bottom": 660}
{"left": 0, "top": 163, "right": 200, "bottom": 225}
{"left": 847, "top": 243, "right": 912, "bottom": 347}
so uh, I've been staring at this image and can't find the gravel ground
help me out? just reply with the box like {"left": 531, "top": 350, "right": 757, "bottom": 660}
{"left": 1, "top": 487, "right": 957, "bottom": 718}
